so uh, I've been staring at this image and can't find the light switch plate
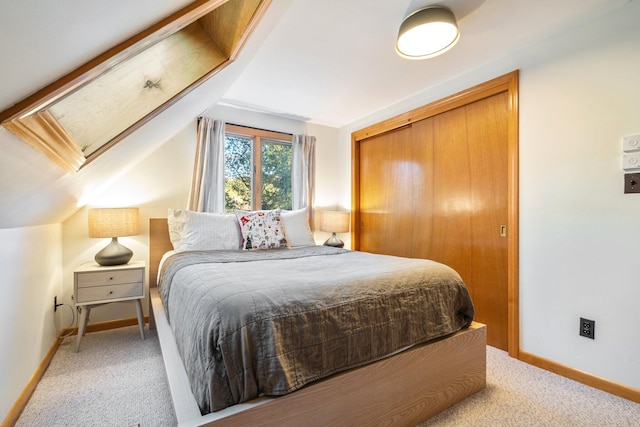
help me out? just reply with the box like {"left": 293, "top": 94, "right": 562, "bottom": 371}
{"left": 623, "top": 134, "right": 640, "bottom": 152}
{"left": 623, "top": 153, "right": 640, "bottom": 170}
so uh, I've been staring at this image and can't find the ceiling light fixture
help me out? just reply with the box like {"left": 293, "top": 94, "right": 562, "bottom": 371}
{"left": 396, "top": 6, "right": 460, "bottom": 60}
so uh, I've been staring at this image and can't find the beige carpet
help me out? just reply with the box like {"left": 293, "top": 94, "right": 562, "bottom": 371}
{"left": 16, "top": 326, "right": 176, "bottom": 427}
{"left": 16, "top": 326, "right": 640, "bottom": 426}
{"left": 421, "top": 347, "right": 639, "bottom": 427}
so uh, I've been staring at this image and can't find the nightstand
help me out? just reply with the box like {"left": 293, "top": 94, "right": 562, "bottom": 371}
{"left": 74, "top": 260, "right": 146, "bottom": 351}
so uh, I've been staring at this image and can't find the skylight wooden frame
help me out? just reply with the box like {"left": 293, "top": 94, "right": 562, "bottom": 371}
{"left": 0, "top": 0, "right": 270, "bottom": 172}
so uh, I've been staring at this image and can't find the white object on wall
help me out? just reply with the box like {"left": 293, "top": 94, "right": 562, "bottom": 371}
{"left": 622, "top": 135, "right": 640, "bottom": 170}
{"left": 622, "top": 134, "right": 640, "bottom": 152}
{"left": 622, "top": 152, "right": 640, "bottom": 170}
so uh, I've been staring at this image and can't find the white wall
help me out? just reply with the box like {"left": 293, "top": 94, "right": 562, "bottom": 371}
{"left": 517, "top": 5, "right": 640, "bottom": 388}
{"left": 338, "top": 2, "right": 640, "bottom": 390}
{"left": 0, "top": 224, "right": 62, "bottom": 420}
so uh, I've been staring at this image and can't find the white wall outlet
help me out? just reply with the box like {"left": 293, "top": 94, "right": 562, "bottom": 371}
{"left": 623, "top": 153, "right": 640, "bottom": 170}
{"left": 623, "top": 134, "right": 640, "bottom": 152}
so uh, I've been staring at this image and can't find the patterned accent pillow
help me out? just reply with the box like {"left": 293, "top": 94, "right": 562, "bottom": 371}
{"left": 234, "top": 209, "right": 287, "bottom": 250}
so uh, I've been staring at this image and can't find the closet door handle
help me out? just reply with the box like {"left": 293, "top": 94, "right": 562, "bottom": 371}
{"left": 500, "top": 225, "right": 507, "bottom": 237}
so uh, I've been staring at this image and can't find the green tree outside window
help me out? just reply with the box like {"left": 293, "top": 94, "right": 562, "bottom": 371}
{"left": 224, "top": 127, "right": 292, "bottom": 212}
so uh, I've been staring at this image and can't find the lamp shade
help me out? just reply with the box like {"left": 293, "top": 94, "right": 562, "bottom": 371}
{"left": 319, "top": 210, "right": 350, "bottom": 234}
{"left": 88, "top": 208, "right": 139, "bottom": 266}
{"left": 396, "top": 6, "right": 460, "bottom": 59}
{"left": 88, "top": 208, "right": 140, "bottom": 238}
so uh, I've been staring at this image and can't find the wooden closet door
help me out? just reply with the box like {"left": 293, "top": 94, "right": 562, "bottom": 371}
{"left": 466, "top": 94, "right": 509, "bottom": 351}
{"left": 429, "top": 93, "right": 509, "bottom": 350}
{"left": 358, "top": 92, "right": 509, "bottom": 350}
{"left": 359, "top": 124, "right": 433, "bottom": 258}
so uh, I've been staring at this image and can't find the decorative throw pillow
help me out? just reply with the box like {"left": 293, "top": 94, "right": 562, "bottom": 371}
{"left": 168, "top": 209, "right": 241, "bottom": 252}
{"left": 234, "top": 209, "right": 287, "bottom": 250}
{"left": 281, "top": 208, "right": 316, "bottom": 247}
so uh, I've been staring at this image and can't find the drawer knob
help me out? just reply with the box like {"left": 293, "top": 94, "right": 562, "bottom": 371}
{"left": 109, "top": 277, "right": 114, "bottom": 281}
{"left": 108, "top": 291, "right": 113, "bottom": 295}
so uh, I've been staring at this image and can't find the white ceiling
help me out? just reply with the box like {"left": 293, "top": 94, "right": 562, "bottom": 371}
{"left": 223, "top": 0, "right": 628, "bottom": 127}
{"left": 0, "top": 0, "right": 629, "bottom": 128}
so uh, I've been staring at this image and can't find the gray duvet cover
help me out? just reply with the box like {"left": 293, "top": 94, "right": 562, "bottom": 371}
{"left": 158, "top": 246, "right": 474, "bottom": 414}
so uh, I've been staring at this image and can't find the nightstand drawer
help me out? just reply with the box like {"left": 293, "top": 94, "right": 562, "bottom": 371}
{"left": 76, "top": 269, "right": 143, "bottom": 288}
{"left": 76, "top": 282, "right": 143, "bottom": 303}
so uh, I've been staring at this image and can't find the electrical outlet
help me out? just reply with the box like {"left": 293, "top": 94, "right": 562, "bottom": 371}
{"left": 624, "top": 174, "right": 640, "bottom": 193}
{"left": 579, "top": 318, "right": 595, "bottom": 339}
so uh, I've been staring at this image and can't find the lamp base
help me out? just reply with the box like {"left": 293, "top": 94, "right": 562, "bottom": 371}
{"left": 323, "top": 232, "right": 344, "bottom": 248}
{"left": 95, "top": 237, "right": 133, "bottom": 266}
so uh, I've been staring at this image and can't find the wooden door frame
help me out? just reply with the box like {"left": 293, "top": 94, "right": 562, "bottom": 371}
{"left": 351, "top": 70, "right": 519, "bottom": 357}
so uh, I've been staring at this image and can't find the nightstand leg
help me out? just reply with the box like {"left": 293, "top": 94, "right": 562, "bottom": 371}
{"left": 135, "top": 299, "right": 145, "bottom": 340}
{"left": 76, "top": 306, "right": 89, "bottom": 352}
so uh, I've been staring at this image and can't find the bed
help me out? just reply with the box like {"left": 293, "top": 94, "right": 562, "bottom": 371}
{"left": 148, "top": 210, "right": 486, "bottom": 426}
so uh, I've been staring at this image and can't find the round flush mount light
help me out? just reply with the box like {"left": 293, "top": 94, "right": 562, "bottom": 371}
{"left": 396, "top": 6, "right": 460, "bottom": 60}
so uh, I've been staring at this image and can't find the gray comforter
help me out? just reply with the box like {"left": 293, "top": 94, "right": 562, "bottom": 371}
{"left": 158, "top": 246, "right": 474, "bottom": 414}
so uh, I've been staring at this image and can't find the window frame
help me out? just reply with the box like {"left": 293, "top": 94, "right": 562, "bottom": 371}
{"left": 224, "top": 124, "right": 293, "bottom": 210}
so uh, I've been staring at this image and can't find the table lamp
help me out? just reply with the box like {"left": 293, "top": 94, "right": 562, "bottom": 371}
{"left": 319, "top": 210, "right": 350, "bottom": 248}
{"left": 88, "top": 207, "right": 140, "bottom": 266}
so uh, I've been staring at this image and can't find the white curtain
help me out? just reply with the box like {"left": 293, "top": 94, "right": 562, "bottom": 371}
{"left": 291, "top": 134, "right": 316, "bottom": 218}
{"left": 188, "top": 118, "right": 225, "bottom": 213}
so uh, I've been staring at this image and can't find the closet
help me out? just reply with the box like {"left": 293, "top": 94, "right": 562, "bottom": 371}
{"left": 351, "top": 72, "right": 519, "bottom": 352}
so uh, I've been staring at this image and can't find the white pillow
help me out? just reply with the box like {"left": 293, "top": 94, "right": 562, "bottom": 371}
{"left": 168, "top": 209, "right": 241, "bottom": 252}
{"left": 281, "top": 208, "right": 315, "bottom": 247}
{"left": 167, "top": 209, "right": 184, "bottom": 249}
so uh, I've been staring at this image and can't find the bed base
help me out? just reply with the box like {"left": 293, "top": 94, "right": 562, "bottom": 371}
{"left": 148, "top": 218, "right": 486, "bottom": 426}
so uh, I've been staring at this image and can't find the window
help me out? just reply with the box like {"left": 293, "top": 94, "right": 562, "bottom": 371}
{"left": 224, "top": 124, "right": 293, "bottom": 212}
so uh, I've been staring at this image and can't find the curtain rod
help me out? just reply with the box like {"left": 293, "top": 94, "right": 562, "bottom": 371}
{"left": 197, "top": 117, "right": 294, "bottom": 137}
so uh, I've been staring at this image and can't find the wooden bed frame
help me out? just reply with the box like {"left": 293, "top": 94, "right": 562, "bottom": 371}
{"left": 148, "top": 218, "right": 486, "bottom": 426}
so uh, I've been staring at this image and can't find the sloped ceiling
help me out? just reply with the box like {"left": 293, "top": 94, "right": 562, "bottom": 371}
{"left": 0, "top": 0, "right": 295, "bottom": 229}
{"left": 0, "top": 0, "right": 631, "bottom": 229}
